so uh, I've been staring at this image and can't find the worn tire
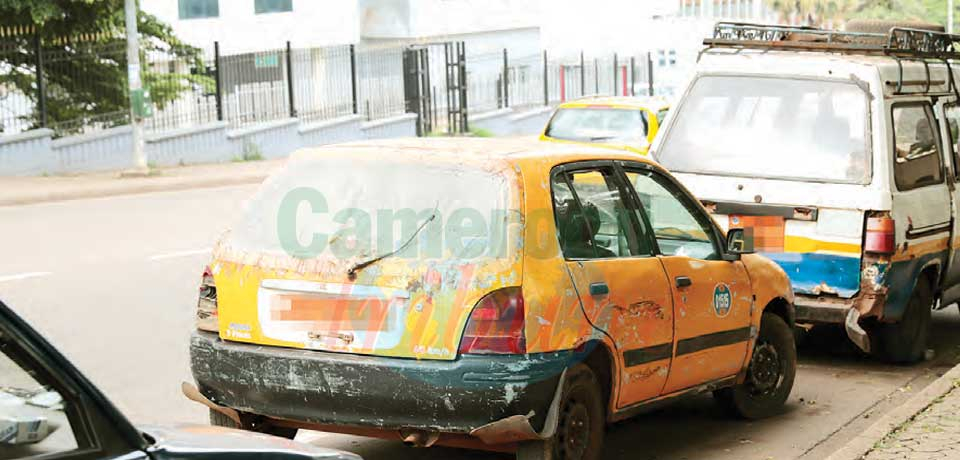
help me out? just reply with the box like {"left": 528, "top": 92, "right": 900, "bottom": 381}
{"left": 714, "top": 313, "right": 796, "bottom": 420}
{"left": 208, "top": 408, "right": 299, "bottom": 440}
{"left": 878, "top": 278, "right": 932, "bottom": 364}
{"left": 516, "top": 364, "right": 604, "bottom": 460}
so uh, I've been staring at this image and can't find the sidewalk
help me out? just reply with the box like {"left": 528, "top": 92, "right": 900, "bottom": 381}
{"left": 863, "top": 381, "right": 960, "bottom": 459}
{"left": 827, "top": 363, "right": 960, "bottom": 460}
{"left": 0, "top": 159, "right": 284, "bottom": 207}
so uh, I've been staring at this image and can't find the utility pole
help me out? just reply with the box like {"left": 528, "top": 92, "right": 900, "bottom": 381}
{"left": 950, "top": 0, "right": 955, "bottom": 34}
{"left": 124, "top": 0, "right": 148, "bottom": 174}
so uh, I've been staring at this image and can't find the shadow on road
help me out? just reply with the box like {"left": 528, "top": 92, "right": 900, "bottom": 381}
{"left": 309, "top": 311, "right": 960, "bottom": 460}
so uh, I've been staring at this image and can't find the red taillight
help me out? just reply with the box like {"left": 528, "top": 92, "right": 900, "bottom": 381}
{"left": 458, "top": 288, "right": 526, "bottom": 355}
{"left": 865, "top": 216, "right": 895, "bottom": 254}
{"left": 196, "top": 265, "right": 219, "bottom": 332}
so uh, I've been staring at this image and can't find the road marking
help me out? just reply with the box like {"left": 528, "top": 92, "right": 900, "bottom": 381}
{"left": 0, "top": 272, "right": 53, "bottom": 283}
{"left": 148, "top": 248, "right": 211, "bottom": 261}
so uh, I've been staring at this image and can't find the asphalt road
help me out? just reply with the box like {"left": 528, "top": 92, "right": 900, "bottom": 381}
{"left": 2, "top": 184, "right": 959, "bottom": 460}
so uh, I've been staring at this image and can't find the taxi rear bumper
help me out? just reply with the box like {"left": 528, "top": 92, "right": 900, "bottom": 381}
{"left": 189, "top": 331, "right": 573, "bottom": 440}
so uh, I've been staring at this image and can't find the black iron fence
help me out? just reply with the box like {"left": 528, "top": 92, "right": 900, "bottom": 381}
{"left": 0, "top": 32, "right": 658, "bottom": 138}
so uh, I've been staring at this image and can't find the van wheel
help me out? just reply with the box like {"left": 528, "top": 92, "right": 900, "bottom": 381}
{"left": 516, "top": 364, "right": 604, "bottom": 460}
{"left": 714, "top": 312, "right": 796, "bottom": 419}
{"left": 877, "top": 278, "right": 932, "bottom": 364}
{"left": 209, "top": 408, "right": 299, "bottom": 440}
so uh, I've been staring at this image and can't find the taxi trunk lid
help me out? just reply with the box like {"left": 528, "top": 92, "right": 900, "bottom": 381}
{"left": 210, "top": 148, "right": 523, "bottom": 361}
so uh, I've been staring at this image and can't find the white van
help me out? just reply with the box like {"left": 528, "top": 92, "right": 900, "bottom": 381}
{"left": 652, "top": 23, "right": 960, "bottom": 363}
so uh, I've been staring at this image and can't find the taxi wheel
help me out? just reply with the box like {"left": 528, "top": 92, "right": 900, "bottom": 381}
{"left": 516, "top": 364, "right": 604, "bottom": 460}
{"left": 714, "top": 312, "right": 796, "bottom": 420}
{"left": 209, "top": 408, "right": 299, "bottom": 440}
{"left": 877, "top": 278, "right": 932, "bottom": 364}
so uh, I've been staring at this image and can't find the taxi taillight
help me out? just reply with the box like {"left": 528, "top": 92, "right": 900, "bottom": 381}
{"left": 458, "top": 287, "right": 526, "bottom": 355}
{"left": 865, "top": 215, "right": 896, "bottom": 255}
{"left": 196, "top": 265, "right": 219, "bottom": 332}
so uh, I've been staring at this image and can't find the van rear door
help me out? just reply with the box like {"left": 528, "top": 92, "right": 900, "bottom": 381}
{"left": 654, "top": 75, "right": 877, "bottom": 300}
{"left": 938, "top": 100, "right": 960, "bottom": 304}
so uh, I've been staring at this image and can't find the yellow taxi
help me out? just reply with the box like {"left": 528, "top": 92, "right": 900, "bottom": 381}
{"left": 540, "top": 96, "right": 670, "bottom": 155}
{"left": 186, "top": 138, "right": 795, "bottom": 460}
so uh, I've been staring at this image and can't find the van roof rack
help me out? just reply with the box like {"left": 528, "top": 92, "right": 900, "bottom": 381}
{"left": 703, "top": 22, "right": 960, "bottom": 98}
{"left": 704, "top": 22, "right": 960, "bottom": 60}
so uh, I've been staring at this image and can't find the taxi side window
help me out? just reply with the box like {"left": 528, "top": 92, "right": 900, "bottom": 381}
{"left": 943, "top": 104, "right": 960, "bottom": 181}
{"left": 625, "top": 170, "right": 720, "bottom": 260}
{"left": 551, "top": 168, "right": 650, "bottom": 259}
{"left": 893, "top": 103, "right": 944, "bottom": 190}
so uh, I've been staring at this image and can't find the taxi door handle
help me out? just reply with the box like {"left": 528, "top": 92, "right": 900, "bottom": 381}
{"left": 675, "top": 276, "right": 692, "bottom": 288}
{"left": 589, "top": 282, "right": 610, "bottom": 296}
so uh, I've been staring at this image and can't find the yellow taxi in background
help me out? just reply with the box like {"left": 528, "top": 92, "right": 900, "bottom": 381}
{"left": 187, "top": 138, "right": 795, "bottom": 460}
{"left": 540, "top": 96, "right": 670, "bottom": 155}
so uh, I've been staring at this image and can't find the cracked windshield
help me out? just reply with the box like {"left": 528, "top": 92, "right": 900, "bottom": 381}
{"left": 6, "top": 1, "right": 960, "bottom": 460}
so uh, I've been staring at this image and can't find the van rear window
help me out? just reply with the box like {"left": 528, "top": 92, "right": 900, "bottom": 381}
{"left": 657, "top": 76, "right": 871, "bottom": 184}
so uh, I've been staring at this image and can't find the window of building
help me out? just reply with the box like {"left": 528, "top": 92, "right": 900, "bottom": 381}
{"left": 178, "top": 0, "right": 219, "bottom": 19}
{"left": 255, "top": 0, "right": 293, "bottom": 14}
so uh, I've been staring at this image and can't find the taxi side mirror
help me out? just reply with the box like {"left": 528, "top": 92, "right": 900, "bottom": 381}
{"left": 723, "top": 228, "right": 755, "bottom": 261}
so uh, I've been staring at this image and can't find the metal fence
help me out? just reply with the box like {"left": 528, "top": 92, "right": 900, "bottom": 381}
{"left": 1, "top": 32, "right": 659, "bottom": 138}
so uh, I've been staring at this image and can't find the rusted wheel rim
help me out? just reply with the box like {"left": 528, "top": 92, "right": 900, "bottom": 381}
{"left": 557, "top": 397, "right": 590, "bottom": 459}
{"left": 748, "top": 341, "right": 782, "bottom": 396}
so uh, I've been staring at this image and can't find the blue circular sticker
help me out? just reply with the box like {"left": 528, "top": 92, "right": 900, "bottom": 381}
{"left": 713, "top": 283, "right": 732, "bottom": 317}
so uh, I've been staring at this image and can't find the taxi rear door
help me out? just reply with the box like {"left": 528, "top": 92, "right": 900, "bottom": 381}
{"left": 552, "top": 162, "right": 675, "bottom": 408}
{"left": 621, "top": 163, "right": 754, "bottom": 394}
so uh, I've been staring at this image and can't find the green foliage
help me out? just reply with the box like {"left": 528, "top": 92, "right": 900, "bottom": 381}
{"left": 0, "top": 0, "right": 205, "bottom": 134}
{"left": 766, "top": 0, "right": 958, "bottom": 27}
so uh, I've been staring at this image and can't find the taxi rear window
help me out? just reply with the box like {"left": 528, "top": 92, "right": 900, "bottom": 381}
{"left": 229, "top": 156, "right": 520, "bottom": 261}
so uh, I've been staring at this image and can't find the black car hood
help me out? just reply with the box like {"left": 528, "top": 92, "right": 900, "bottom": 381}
{"left": 141, "top": 424, "right": 362, "bottom": 460}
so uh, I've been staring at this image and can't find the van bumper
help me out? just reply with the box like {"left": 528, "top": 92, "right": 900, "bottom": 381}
{"left": 189, "top": 332, "right": 572, "bottom": 439}
{"left": 795, "top": 295, "right": 878, "bottom": 353}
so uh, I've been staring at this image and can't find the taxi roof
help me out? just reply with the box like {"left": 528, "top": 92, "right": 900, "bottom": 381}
{"left": 291, "top": 136, "right": 659, "bottom": 170}
{"left": 557, "top": 95, "right": 670, "bottom": 111}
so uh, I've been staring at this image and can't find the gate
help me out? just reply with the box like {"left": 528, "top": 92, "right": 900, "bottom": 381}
{"left": 402, "top": 46, "right": 433, "bottom": 136}
{"left": 444, "top": 42, "right": 467, "bottom": 134}
{"left": 403, "top": 41, "right": 467, "bottom": 136}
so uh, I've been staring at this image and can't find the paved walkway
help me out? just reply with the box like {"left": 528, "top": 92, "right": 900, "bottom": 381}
{"left": 864, "top": 381, "right": 960, "bottom": 460}
{"left": 0, "top": 159, "right": 283, "bottom": 206}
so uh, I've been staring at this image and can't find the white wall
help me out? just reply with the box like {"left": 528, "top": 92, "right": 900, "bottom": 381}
{"left": 359, "top": 0, "right": 541, "bottom": 39}
{"left": 140, "top": 0, "right": 361, "bottom": 54}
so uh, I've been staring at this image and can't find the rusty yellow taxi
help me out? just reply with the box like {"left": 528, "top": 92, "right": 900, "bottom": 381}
{"left": 187, "top": 138, "right": 796, "bottom": 460}
{"left": 540, "top": 96, "right": 670, "bottom": 155}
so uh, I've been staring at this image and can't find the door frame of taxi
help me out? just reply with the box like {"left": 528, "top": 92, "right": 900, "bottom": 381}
{"left": 616, "top": 161, "right": 755, "bottom": 395}
{"left": 550, "top": 160, "right": 677, "bottom": 409}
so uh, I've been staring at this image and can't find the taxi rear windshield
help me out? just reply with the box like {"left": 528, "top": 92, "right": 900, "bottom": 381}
{"left": 546, "top": 107, "right": 648, "bottom": 143}
{"left": 229, "top": 156, "right": 519, "bottom": 261}
{"left": 657, "top": 76, "right": 871, "bottom": 184}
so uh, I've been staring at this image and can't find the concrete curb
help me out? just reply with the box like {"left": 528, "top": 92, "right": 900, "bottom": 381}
{"left": 0, "top": 170, "right": 270, "bottom": 207}
{"left": 825, "top": 362, "right": 960, "bottom": 460}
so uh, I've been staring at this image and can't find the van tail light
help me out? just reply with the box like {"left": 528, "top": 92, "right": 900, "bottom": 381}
{"left": 196, "top": 265, "right": 219, "bottom": 332}
{"left": 458, "top": 287, "right": 526, "bottom": 355}
{"left": 865, "top": 215, "right": 896, "bottom": 255}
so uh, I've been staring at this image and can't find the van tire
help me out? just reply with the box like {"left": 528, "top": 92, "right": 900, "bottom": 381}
{"left": 714, "top": 313, "right": 796, "bottom": 419}
{"left": 878, "top": 278, "right": 932, "bottom": 364}
{"left": 208, "top": 408, "right": 299, "bottom": 440}
{"left": 516, "top": 364, "right": 604, "bottom": 460}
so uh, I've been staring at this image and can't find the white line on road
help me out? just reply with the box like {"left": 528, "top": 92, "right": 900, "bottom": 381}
{"left": 147, "top": 248, "right": 211, "bottom": 261}
{"left": 0, "top": 272, "right": 53, "bottom": 283}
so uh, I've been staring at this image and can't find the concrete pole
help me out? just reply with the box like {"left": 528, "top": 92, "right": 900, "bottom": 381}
{"left": 950, "top": 0, "right": 955, "bottom": 34}
{"left": 125, "top": 0, "right": 148, "bottom": 173}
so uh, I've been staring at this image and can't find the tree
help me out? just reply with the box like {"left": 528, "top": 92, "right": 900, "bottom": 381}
{"left": 765, "top": 0, "right": 958, "bottom": 28}
{"left": 0, "top": 0, "right": 210, "bottom": 134}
